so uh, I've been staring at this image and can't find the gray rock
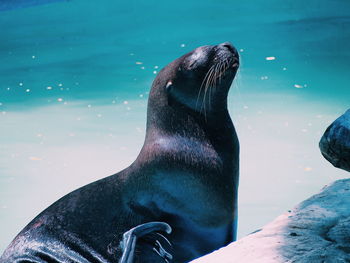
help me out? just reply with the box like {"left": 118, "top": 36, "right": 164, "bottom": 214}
{"left": 191, "top": 179, "right": 350, "bottom": 263}
{"left": 320, "top": 109, "right": 350, "bottom": 172}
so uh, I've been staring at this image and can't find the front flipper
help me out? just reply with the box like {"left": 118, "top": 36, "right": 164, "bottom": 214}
{"left": 120, "top": 222, "right": 172, "bottom": 263}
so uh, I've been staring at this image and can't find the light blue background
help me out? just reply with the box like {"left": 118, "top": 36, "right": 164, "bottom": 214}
{"left": 1, "top": 0, "right": 349, "bottom": 253}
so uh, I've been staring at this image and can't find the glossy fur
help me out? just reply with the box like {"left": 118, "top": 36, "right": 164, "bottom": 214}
{"left": 1, "top": 42, "right": 240, "bottom": 263}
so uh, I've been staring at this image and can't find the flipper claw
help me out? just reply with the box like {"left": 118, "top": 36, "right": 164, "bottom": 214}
{"left": 153, "top": 239, "right": 173, "bottom": 262}
{"left": 120, "top": 222, "right": 172, "bottom": 263}
{"left": 155, "top": 232, "right": 172, "bottom": 247}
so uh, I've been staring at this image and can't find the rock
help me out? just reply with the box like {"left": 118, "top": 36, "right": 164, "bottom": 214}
{"left": 190, "top": 179, "right": 350, "bottom": 263}
{"left": 319, "top": 109, "right": 350, "bottom": 172}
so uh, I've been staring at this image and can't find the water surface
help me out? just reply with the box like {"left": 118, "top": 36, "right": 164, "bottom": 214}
{"left": 1, "top": 0, "right": 349, "bottom": 253}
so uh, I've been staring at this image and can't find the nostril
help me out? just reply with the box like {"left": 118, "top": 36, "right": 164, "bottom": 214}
{"left": 220, "top": 42, "right": 236, "bottom": 54}
{"left": 223, "top": 44, "right": 234, "bottom": 53}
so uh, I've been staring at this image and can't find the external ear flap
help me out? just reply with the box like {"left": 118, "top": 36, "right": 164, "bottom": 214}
{"left": 165, "top": 81, "right": 173, "bottom": 106}
{"left": 165, "top": 81, "right": 173, "bottom": 92}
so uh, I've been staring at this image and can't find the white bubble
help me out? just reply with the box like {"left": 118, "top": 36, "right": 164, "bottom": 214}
{"left": 180, "top": 44, "right": 186, "bottom": 48}
{"left": 47, "top": 86, "right": 52, "bottom": 90}
{"left": 57, "top": 98, "right": 63, "bottom": 102}
{"left": 26, "top": 89, "right": 30, "bottom": 92}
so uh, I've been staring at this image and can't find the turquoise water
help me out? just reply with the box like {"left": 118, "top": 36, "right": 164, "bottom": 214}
{"left": 0, "top": 0, "right": 349, "bottom": 253}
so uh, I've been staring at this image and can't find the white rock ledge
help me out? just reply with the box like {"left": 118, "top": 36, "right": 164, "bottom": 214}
{"left": 191, "top": 179, "right": 350, "bottom": 263}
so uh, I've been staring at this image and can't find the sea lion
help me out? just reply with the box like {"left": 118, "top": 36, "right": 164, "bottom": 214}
{"left": 0, "top": 42, "right": 240, "bottom": 263}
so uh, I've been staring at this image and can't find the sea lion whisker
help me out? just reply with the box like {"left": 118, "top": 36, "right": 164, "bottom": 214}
{"left": 213, "top": 62, "right": 219, "bottom": 84}
{"left": 218, "top": 60, "right": 225, "bottom": 84}
{"left": 201, "top": 65, "right": 216, "bottom": 112}
{"left": 202, "top": 77, "right": 210, "bottom": 120}
{"left": 198, "top": 68, "right": 213, "bottom": 117}
{"left": 208, "top": 62, "right": 222, "bottom": 111}
{"left": 204, "top": 63, "right": 218, "bottom": 113}
{"left": 197, "top": 65, "right": 215, "bottom": 111}
{"left": 221, "top": 58, "right": 230, "bottom": 79}
{"left": 222, "top": 59, "right": 229, "bottom": 80}
{"left": 208, "top": 63, "right": 219, "bottom": 110}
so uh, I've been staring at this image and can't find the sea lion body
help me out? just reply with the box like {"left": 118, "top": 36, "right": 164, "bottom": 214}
{"left": 1, "top": 42, "right": 240, "bottom": 263}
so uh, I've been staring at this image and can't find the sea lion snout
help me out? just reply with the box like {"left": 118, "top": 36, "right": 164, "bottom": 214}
{"left": 217, "top": 42, "right": 237, "bottom": 56}
{"left": 215, "top": 42, "right": 239, "bottom": 66}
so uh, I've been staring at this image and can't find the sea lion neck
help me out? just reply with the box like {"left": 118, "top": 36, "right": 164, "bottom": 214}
{"left": 145, "top": 86, "right": 231, "bottom": 141}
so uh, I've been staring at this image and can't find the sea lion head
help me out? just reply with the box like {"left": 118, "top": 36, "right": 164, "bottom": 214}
{"left": 149, "top": 42, "right": 239, "bottom": 118}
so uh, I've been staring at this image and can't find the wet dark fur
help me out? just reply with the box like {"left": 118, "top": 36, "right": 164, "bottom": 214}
{"left": 1, "top": 43, "right": 240, "bottom": 263}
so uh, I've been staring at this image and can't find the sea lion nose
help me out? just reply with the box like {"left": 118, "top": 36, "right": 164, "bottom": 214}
{"left": 219, "top": 42, "right": 237, "bottom": 56}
